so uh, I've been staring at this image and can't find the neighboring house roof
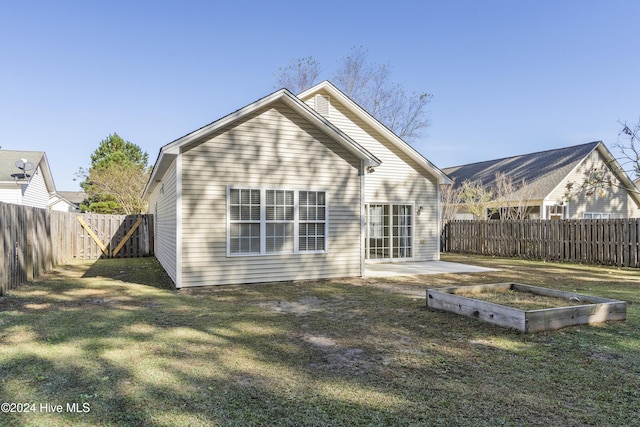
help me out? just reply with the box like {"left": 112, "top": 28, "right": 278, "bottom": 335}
{"left": 298, "top": 81, "right": 452, "bottom": 185}
{"left": 144, "top": 86, "right": 383, "bottom": 198}
{"left": 56, "top": 191, "right": 85, "bottom": 205}
{"left": 443, "top": 141, "right": 640, "bottom": 205}
{"left": 0, "top": 149, "right": 56, "bottom": 192}
{"left": 50, "top": 191, "right": 85, "bottom": 210}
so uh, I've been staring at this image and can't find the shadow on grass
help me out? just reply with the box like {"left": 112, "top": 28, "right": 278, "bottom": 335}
{"left": 81, "top": 257, "right": 175, "bottom": 290}
{"left": 0, "top": 255, "right": 638, "bottom": 426}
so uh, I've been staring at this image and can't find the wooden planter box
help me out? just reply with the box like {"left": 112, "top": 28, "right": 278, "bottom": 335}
{"left": 426, "top": 283, "right": 626, "bottom": 333}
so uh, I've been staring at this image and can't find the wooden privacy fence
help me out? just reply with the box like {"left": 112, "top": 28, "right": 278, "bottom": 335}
{"left": 443, "top": 219, "right": 640, "bottom": 268}
{"left": 1, "top": 202, "right": 154, "bottom": 296}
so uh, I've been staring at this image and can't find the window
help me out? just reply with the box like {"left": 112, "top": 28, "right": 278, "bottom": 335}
{"left": 266, "top": 190, "right": 294, "bottom": 253}
{"left": 299, "top": 191, "right": 326, "bottom": 252}
{"left": 229, "top": 189, "right": 261, "bottom": 254}
{"left": 392, "top": 205, "right": 412, "bottom": 258}
{"left": 547, "top": 204, "right": 565, "bottom": 220}
{"left": 228, "top": 187, "right": 327, "bottom": 255}
{"left": 584, "top": 212, "right": 611, "bottom": 219}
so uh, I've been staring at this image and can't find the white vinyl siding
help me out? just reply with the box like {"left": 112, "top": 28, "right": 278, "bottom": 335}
{"left": 21, "top": 167, "right": 49, "bottom": 209}
{"left": 179, "top": 101, "right": 362, "bottom": 287}
{"left": 147, "top": 159, "right": 178, "bottom": 284}
{"left": 305, "top": 91, "right": 440, "bottom": 261}
{"left": 0, "top": 187, "right": 21, "bottom": 205}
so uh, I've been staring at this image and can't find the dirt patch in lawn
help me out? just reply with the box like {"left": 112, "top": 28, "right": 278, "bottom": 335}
{"left": 456, "top": 289, "right": 580, "bottom": 310}
{"left": 257, "top": 296, "right": 325, "bottom": 315}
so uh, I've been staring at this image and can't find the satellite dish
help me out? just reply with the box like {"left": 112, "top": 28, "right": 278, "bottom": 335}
{"left": 15, "top": 159, "right": 35, "bottom": 171}
{"left": 13, "top": 159, "right": 35, "bottom": 180}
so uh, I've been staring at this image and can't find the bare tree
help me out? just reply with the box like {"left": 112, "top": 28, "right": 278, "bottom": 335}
{"left": 565, "top": 119, "right": 640, "bottom": 202}
{"left": 617, "top": 118, "right": 640, "bottom": 180}
{"left": 440, "top": 179, "right": 462, "bottom": 231}
{"left": 274, "top": 47, "right": 432, "bottom": 143}
{"left": 563, "top": 164, "right": 616, "bottom": 203}
{"left": 333, "top": 47, "right": 432, "bottom": 142}
{"left": 459, "top": 180, "right": 493, "bottom": 220}
{"left": 493, "top": 172, "right": 536, "bottom": 219}
{"left": 274, "top": 56, "right": 322, "bottom": 94}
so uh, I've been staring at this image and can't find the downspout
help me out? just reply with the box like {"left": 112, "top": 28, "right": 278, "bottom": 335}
{"left": 361, "top": 160, "right": 366, "bottom": 277}
{"left": 436, "top": 182, "right": 441, "bottom": 259}
{"left": 175, "top": 152, "right": 183, "bottom": 289}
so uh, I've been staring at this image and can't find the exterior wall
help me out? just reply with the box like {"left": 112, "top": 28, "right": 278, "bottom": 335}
{"left": 20, "top": 167, "right": 49, "bottom": 209}
{"left": 147, "top": 159, "right": 178, "bottom": 284}
{"left": 48, "top": 197, "right": 72, "bottom": 212}
{"left": 0, "top": 187, "right": 20, "bottom": 205}
{"left": 179, "top": 101, "right": 363, "bottom": 287}
{"left": 306, "top": 93, "right": 440, "bottom": 261}
{"left": 554, "top": 150, "right": 640, "bottom": 219}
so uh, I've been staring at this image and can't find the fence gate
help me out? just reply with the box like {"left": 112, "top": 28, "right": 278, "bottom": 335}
{"left": 1, "top": 202, "right": 154, "bottom": 295}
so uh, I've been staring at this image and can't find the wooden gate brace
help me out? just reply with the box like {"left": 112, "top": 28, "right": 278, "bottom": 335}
{"left": 76, "top": 216, "right": 143, "bottom": 258}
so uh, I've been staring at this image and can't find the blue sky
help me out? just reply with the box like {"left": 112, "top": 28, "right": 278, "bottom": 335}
{"left": 1, "top": 0, "right": 639, "bottom": 190}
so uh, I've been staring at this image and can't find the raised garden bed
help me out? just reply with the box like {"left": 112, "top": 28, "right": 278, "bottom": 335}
{"left": 426, "top": 283, "right": 627, "bottom": 333}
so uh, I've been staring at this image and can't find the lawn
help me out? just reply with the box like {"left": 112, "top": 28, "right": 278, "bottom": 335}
{"left": 0, "top": 254, "right": 639, "bottom": 426}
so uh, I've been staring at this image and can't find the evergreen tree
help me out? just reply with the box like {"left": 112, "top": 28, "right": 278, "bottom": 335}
{"left": 79, "top": 133, "right": 150, "bottom": 214}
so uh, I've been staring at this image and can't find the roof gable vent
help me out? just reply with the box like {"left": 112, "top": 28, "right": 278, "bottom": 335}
{"left": 314, "top": 95, "right": 330, "bottom": 117}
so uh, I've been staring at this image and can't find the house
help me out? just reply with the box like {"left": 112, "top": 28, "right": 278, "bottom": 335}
{"left": 0, "top": 150, "right": 56, "bottom": 209}
{"left": 143, "top": 81, "right": 451, "bottom": 288}
{"left": 48, "top": 191, "right": 85, "bottom": 212}
{"left": 443, "top": 141, "right": 640, "bottom": 220}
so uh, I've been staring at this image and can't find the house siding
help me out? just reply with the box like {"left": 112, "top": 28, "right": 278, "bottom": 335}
{"left": 0, "top": 187, "right": 20, "bottom": 205}
{"left": 305, "top": 93, "right": 440, "bottom": 260}
{"left": 178, "top": 101, "right": 363, "bottom": 287}
{"left": 21, "top": 167, "right": 49, "bottom": 209}
{"left": 147, "top": 159, "right": 178, "bottom": 284}
{"left": 554, "top": 150, "right": 640, "bottom": 218}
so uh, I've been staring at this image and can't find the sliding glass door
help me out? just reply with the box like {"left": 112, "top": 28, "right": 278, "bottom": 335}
{"left": 366, "top": 204, "right": 413, "bottom": 260}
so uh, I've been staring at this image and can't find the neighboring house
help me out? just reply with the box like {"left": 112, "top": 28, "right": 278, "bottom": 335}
{"left": 49, "top": 191, "right": 85, "bottom": 212}
{"left": 0, "top": 150, "right": 56, "bottom": 209}
{"left": 143, "top": 81, "right": 451, "bottom": 288}
{"left": 443, "top": 141, "right": 640, "bottom": 220}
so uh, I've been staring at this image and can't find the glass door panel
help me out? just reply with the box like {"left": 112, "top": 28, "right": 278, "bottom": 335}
{"left": 367, "top": 204, "right": 412, "bottom": 260}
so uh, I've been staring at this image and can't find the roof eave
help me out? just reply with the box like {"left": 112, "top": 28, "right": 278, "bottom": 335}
{"left": 143, "top": 88, "right": 381, "bottom": 198}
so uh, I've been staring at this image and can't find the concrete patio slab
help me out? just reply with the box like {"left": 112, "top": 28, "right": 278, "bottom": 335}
{"left": 365, "top": 260, "right": 497, "bottom": 278}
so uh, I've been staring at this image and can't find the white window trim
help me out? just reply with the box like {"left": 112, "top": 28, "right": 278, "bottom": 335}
{"left": 583, "top": 212, "right": 611, "bottom": 220}
{"left": 226, "top": 186, "right": 328, "bottom": 256}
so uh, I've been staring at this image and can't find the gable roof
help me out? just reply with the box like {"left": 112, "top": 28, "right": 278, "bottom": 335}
{"left": 144, "top": 87, "right": 382, "bottom": 198}
{"left": 442, "top": 141, "right": 640, "bottom": 205}
{"left": 298, "top": 81, "right": 452, "bottom": 185}
{"left": 0, "top": 150, "right": 56, "bottom": 192}
{"left": 53, "top": 191, "right": 85, "bottom": 206}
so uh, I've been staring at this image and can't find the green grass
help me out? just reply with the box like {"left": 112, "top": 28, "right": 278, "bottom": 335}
{"left": 1, "top": 255, "right": 639, "bottom": 426}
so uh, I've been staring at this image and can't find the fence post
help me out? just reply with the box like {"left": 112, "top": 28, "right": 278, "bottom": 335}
{"left": 1, "top": 203, "right": 6, "bottom": 296}
{"left": 441, "top": 218, "right": 640, "bottom": 268}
